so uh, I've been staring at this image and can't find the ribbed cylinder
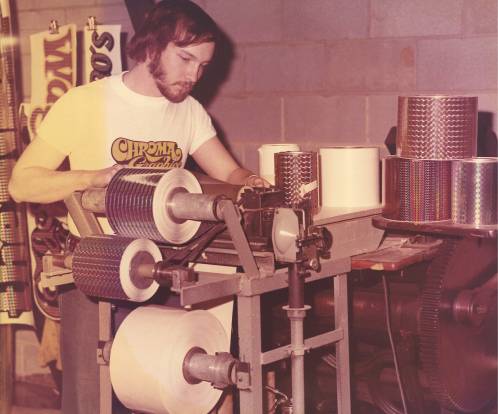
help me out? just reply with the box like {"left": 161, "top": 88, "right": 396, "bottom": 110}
{"left": 275, "top": 151, "right": 319, "bottom": 215}
{"left": 397, "top": 96, "right": 477, "bottom": 159}
{"left": 452, "top": 158, "right": 497, "bottom": 225}
{"left": 105, "top": 168, "right": 202, "bottom": 244}
{"left": 72, "top": 235, "right": 161, "bottom": 302}
{"left": 383, "top": 157, "right": 452, "bottom": 222}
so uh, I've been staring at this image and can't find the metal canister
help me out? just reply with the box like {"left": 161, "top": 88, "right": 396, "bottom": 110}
{"left": 452, "top": 157, "right": 497, "bottom": 225}
{"left": 275, "top": 151, "right": 319, "bottom": 217}
{"left": 383, "top": 156, "right": 452, "bottom": 222}
{"left": 397, "top": 95, "right": 477, "bottom": 159}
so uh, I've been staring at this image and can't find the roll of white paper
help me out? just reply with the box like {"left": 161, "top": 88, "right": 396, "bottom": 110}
{"left": 110, "top": 306, "right": 228, "bottom": 414}
{"left": 258, "top": 143, "right": 300, "bottom": 185}
{"left": 320, "top": 146, "right": 380, "bottom": 208}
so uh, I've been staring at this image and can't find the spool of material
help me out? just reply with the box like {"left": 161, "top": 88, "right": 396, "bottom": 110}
{"left": 110, "top": 305, "right": 228, "bottom": 414}
{"left": 275, "top": 151, "right": 319, "bottom": 215}
{"left": 452, "top": 158, "right": 497, "bottom": 225}
{"left": 106, "top": 168, "right": 202, "bottom": 244}
{"left": 72, "top": 236, "right": 161, "bottom": 302}
{"left": 258, "top": 143, "right": 300, "bottom": 185}
{"left": 319, "top": 146, "right": 380, "bottom": 208}
{"left": 397, "top": 95, "right": 477, "bottom": 159}
{"left": 383, "top": 157, "right": 451, "bottom": 222}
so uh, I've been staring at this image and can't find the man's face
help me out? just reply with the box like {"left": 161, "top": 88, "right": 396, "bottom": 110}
{"left": 148, "top": 41, "right": 215, "bottom": 103}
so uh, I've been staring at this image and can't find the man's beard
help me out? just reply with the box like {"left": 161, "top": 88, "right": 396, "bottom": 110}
{"left": 148, "top": 54, "right": 193, "bottom": 103}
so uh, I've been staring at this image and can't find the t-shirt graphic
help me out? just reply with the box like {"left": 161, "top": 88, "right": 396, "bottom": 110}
{"left": 111, "top": 137, "right": 183, "bottom": 168}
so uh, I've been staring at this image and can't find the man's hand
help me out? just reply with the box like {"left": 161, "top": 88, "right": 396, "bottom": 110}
{"left": 244, "top": 174, "right": 271, "bottom": 188}
{"left": 88, "top": 164, "right": 124, "bottom": 188}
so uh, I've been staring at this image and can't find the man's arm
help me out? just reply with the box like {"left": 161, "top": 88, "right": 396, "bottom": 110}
{"left": 192, "top": 136, "right": 269, "bottom": 186}
{"left": 8, "top": 138, "right": 121, "bottom": 204}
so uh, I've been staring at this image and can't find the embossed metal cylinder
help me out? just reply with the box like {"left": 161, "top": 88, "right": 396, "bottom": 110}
{"left": 383, "top": 157, "right": 452, "bottom": 222}
{"left": 452, "top": 157, "right": 497, "bottom": 225}
{"left": 275, "top": 151, "right": 319, "bottom": 215}
{"left": 105, "top": 168, "right": 202, "bottom": 244}
{"left": 72, "top": 235, "right": 161, "bottom": 301}
{"left": 397, "top": 95, "right": 477, "bottom": 159}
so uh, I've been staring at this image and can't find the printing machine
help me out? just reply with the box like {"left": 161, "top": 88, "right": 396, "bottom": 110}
{"left": 38, "top": 167, "right": 497, "bottom": 414}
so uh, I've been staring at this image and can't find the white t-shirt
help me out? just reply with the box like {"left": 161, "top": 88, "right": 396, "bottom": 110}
{"left": 38, "top": 72, "right": 216, "bottom": 170}
{"left": 37, "top": 72, "right": 217, "bottom": 234}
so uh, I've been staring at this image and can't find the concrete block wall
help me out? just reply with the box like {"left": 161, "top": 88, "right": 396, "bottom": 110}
{"left": 16, "top": 0, "right": 497, "bottom": 171}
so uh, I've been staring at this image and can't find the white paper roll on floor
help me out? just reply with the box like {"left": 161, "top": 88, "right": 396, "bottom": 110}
{"left": 320, "top": 146, "right": 380, "bottom": 208}
{"left": 258, "top": 143, "right": 300, "bottom": 185}
{"left": 110, "top": 305, "right": 229, "bottom": 414}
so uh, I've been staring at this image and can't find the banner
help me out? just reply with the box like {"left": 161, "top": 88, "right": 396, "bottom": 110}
{"left": 23, "top": 24, "right": 76, "bottom": 142}
{"left": 83, "top": 24, "right": 122, "bottom": 84}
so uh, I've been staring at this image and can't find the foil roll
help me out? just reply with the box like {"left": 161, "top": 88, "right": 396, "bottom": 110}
{"left": 397, "top": 95, "right": 477, "bottom": 159}
{"left": 383, "top": 157, "right": 451, "bottom": 222}
{"left": 106, "top": 168, "right": 202, "bottom": 244}
{"left": 72, "top": 235, "right": 162, "bottom": 301}
{"left": 275, "top": 151, "right": 319, "bottom": 216}
{"left": 452, "top": 158, "right": 497, "bottom": 225}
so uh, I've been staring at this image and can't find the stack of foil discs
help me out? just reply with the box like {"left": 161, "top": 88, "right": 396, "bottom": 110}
{"left": 384, "top": 95, "right": 478, "bottom": 222}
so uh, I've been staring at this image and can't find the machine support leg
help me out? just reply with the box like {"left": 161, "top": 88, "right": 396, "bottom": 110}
{"left": 237, "top": 295, "right": 263, "bottom": 413}
{"left": 285, "top": 264, "right": 309, "bottom": 414}
{"left": 99, "top": 301, "right": 112, "bottom": 414}
{"left": 334, "top": 273, "right": 352, "bottom": 414}
{"left": 287, "top": 307, "right": 308, "bottom": 414}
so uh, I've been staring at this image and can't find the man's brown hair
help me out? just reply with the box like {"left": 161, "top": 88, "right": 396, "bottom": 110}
{"left": 127, "top": 0, "right": 219, "bottom": 62}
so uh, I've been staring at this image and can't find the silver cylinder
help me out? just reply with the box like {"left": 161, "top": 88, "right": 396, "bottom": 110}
{"left": 397, "top": 95, "right": 477, "bottom": 159}
{"left": 452, "top": 157, "right": 497, "bottom": 225}
{"left": 72, "top": 235, "right": 161, "bottom": 302}
{"left": 275, "top": 151, "right": 319, "bottom": 215}
{"left": 383, "top": 156, "right": 452, "bottom": 222}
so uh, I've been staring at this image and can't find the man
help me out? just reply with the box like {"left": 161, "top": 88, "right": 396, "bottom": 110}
{"left": 9, "top": 1, "right": 265, "bottom": 412}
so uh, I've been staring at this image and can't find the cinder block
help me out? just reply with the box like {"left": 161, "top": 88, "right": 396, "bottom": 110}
{"left": 245, "top": 44, "right": 326, "bottom": 92}
{"left": 283, "top": 0, "right": 368, "bottom": 40}
{"left": 18, "top": 9, "right": 67, "bottom": 32}
{"left": 417, "top": 37, "right": 497, "bottom": 91}
{"left": 327, "top": 39, "right": 416, "bottom": 92}
{"left": 284, "top": 95, "right": 367, "bottom": 145}
{"left": 17, "top": 0, "right": 94, "bottom": 11}
{"left": 208, "top": 96, "right": 282, "bottom": 144}
{"left": 367, "top": 95, "right": 399, "bottom": 149}
{"left": 462, "top": 0, "right": 497, "bottom": 34}
{"left": 204, "top": 0, "right": 282, "bottom": 43}
{"left": 370, "top": 0, "right": 463, "bottom": 37}
{"left": 65, "top": 5, "right": 131, "bottom": 26}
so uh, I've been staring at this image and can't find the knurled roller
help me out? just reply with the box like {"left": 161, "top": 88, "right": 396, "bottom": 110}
{"left": 384, "top": 157, "right": 451, "bottom": 222}
{"left": 72, "top": 235, "right": 161, "bottom": 302}
{"left": 452, "top": 158, "right": 498, "bottom": 225}
{"left": 397, "top": 95, "right": 477, "bottom": 159}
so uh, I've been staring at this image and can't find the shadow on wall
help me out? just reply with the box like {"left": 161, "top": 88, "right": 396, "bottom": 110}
{"left": 383, "top": 111, "right": 498, "bottom": 157}
{"left": 192, "top": 26, "right": 235, "bottom": 108}
{"left": 187, "top": 27, "right": 236, "bottom": 172}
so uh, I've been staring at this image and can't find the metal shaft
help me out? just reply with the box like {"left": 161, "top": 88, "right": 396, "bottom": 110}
{"left": 287, "top": 307, "right": 307, "bottom": 414}
{"left": 286, "top": 263, "right": 308, "bottom": 414}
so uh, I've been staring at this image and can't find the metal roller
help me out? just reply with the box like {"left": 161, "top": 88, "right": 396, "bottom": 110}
{"left": 397, "top": 95, "right": 477, "bottom": 159}
{"left": 452, "top": 157, "right": 497, "bottom": 226}
{"left": 383, "top": 156, "right": 451, "bottom": 222}
{"left": 72, "top": 235, "right": 162, "bottom": 302}
{"left": 105, "top": 168, "right": 204, "bottom": 244}
{"left": 275, "top": 151, "right": 319, "bottom": 216}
